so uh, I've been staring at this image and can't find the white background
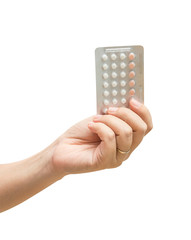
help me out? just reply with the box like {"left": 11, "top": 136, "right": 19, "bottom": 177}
{"left": 0, "top": 0, "right": 191, "bottom": 239}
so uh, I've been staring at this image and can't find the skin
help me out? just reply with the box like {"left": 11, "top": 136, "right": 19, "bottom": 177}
{"left": 0, "top": 98, "right": 153, "bottom": 212}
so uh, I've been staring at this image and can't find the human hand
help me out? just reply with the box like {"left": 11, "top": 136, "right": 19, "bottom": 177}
{"left": 51, "top": 98, "right": 153, "bottom": 177}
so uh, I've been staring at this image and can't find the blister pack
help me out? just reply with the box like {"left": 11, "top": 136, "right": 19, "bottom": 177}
{"left": 95, "top": 45, "right": 144, "bottom": 114}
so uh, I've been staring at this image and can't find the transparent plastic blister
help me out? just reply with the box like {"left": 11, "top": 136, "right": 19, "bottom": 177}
{"left": 95, "top": 45, "right": 144, "bottom": 114}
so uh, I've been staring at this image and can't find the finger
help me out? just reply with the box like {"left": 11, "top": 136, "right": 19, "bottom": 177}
{"left": 129, "top": 98, "right": 153, "bottom": 135}
{"left": 107, "top": 107, "right": 147, "bottom": 151}
{"left": 88, "top": 122, "right": 117, "bottom": 169}
{"left": 93, "top": 114, "right": 132, "bottom": 162}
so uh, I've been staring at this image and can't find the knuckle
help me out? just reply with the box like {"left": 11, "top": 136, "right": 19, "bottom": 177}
{"left": 106, "top": 131, "right": 115, "bottom": 141}
{"left": 138, "top": 122, "right": 147, "bottom": 135}
{"left": 109, "top": 161, "right": 123, "bottom": 169}
{"left": 122, "top": 127, "right": 133, "bottom": 138}
{"left": 147, "top": 123, "right": 153, "bottom": 133}
{"left": 115, "top": 161, "right": 123, "bottom": 168}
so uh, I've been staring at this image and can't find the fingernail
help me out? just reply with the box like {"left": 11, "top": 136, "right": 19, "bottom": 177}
{"left": 88, "top": 122, "right": 94, "bottom": 127}
{"left": 108, "top": 107, "right": 118, "bottom": 112}
{"left": 130, "top": 98, "right": 142, "bottom": 108}
{"left": 93, "top": 115, "right": 102, "bottom": 121}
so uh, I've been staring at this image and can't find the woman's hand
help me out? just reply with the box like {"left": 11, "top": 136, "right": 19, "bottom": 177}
{"left": 52, "top": 98, "right": 153, "bottom": 176}
{"left": 0, "top": 98, "right": 152, "bottom": 212}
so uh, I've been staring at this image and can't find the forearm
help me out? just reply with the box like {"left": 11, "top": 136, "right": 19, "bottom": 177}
{"left": 0, "top": 143, "right": 62, "bottom": 213}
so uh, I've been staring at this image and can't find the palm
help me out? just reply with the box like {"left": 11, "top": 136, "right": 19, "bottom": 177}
{"left": 53, "top": 117, "right": 103, "bottom": 174}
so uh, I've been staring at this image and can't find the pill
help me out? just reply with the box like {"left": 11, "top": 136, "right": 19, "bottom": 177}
{"left": 112, "top": 98, "right": 118, "bottom": 105}
{"left": 103, "top": 90, "right": 110, "bottom": 97}
{"left": 120, "top": 89, "right": 126, "bottom": 95}
{"left": 102, "top": 54, "right": 108, "bottom": 61}
{"left": 120, "top": 62, "right": 126, "bottom": 69}
{"left": 102, "top": 108, "right": 108, "bottom": 114}
{"left": 103, "top": 81, "right": 109, "bottom": 88}
{"left": 120, "top": 71, "right": 126, "bottom": 78}
{"left": 111, "top": 63, "right": 117, "bottom": 69}
{"left": 120, "top": 80, "right": 126, "bottom": 87}
{"left": 120, "top": 53, "right": 126, "bottom": 60}
{"left": 112, "top": 72, "right": 117, "bottom": 78}
{"left": 102, "top": 63, "right": 108, "bottom": 70}
{"left": 112, "top": 81, "right": 118, "bottom": 87}
{"left": 129, "top": 89, "right": 135, "bottom": 96}
{"left": 129, "top": 61, "right": 135, "bottom": 69}
{"left": 129, "top": 52, "right": 135, "bottom": 60}
{"left": 103, "top": 99, "right": 109, "bottom": 105}
{"left": 111, "top": 53, "right": 117, "bottom": 60}
{"left": 129, "top": 80, "right": 135, "bottom": 87}
{"left": 112, "top": 89, "right": 118, "bottom": 96}
{"left": 103, "top": 72, "right": 109, "bottom": 79}
{"left": 121, "top": 98, "right": 127, "bottom": 104}
{"left": 129, "top": 71, "right": 135, "bottom": 78}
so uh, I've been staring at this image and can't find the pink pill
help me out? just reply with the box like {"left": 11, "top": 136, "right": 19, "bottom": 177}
{"left": 129, "top": 89, "right": 135, "bottom": 96}
{"left": 129, "top": 71, "right": 135, "bottom": 78}
{"left": 129, "top": 80, "right": 135, "bottom": 87}
{"left": 129, "top": 52, "right": 135, "bottom": 60}
{"left": 129, "top": 61, "right": 135, "bottom": 69}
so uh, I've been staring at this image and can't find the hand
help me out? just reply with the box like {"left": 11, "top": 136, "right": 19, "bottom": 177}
{"left": 51, "top": 98, "right": 153, "bottom": 176}
{"left": 0, "top": 98, "right": 152, "bottom": 212}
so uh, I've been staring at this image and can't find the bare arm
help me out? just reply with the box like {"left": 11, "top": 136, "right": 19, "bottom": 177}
{"left": 0, "top": 143, "right": 61, "bottom": 212}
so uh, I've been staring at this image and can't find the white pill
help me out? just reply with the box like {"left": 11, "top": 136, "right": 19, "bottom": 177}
{"left": 120, "top": 53, "right": 126, "bottom": 60}
{"left": 102, "top": 108, "right": 108, "bottom": 114}
{"left": 103, "top": 81, "right": 109, "bottom": 88}
{"left": 111, "top": 53, "right": 117, "bottom": 60}
{"left": 111, "top": 63, "right": 117, "bottom": 69}
{"left": 112, "top": 98, "right": 118, "bottom": 105}
{"left": 121, "top": 89, "right": 126, "bottom": 96}
{"left": 120, "top": 62, "right": 126, "bottom": 69}
{"left": 112, "top": 72, "right": 117, "bottom": 78}
{"left": 103, "top": 73, "right": 109, "bottom": 79}
{"left": 112, "top": 81, "right": 118, "bottom": 87}
{"left": 112, "top": 89, "right": 118, "bottom": 96}
{"left": 102, "top": 63, "right": 108, "bottom": 70}
{"left": 103, "top": 99, "right": 109, "bottom": 106}
{"left": 103, "top": 90, "right": 110, "bottom": 97}
{"left": 120, "top": 71, "right": 126, "bottom": 78}
{"left": 121, "top": 98, "right": 127, "bottom": 104}
{"left": 102, "top": 54, "right": 108, "bottom": 61}
{"left": 120, "top": 80, "right": 126, "bottom": 87}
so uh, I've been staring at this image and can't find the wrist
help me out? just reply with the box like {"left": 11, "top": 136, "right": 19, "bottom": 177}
{"left": 44, "top": 139, "right": 67, "bottom": 181}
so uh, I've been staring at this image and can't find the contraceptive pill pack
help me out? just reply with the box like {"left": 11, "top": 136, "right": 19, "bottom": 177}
{"left": 95, "top": 45, "right": 144, "bottom": 114}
